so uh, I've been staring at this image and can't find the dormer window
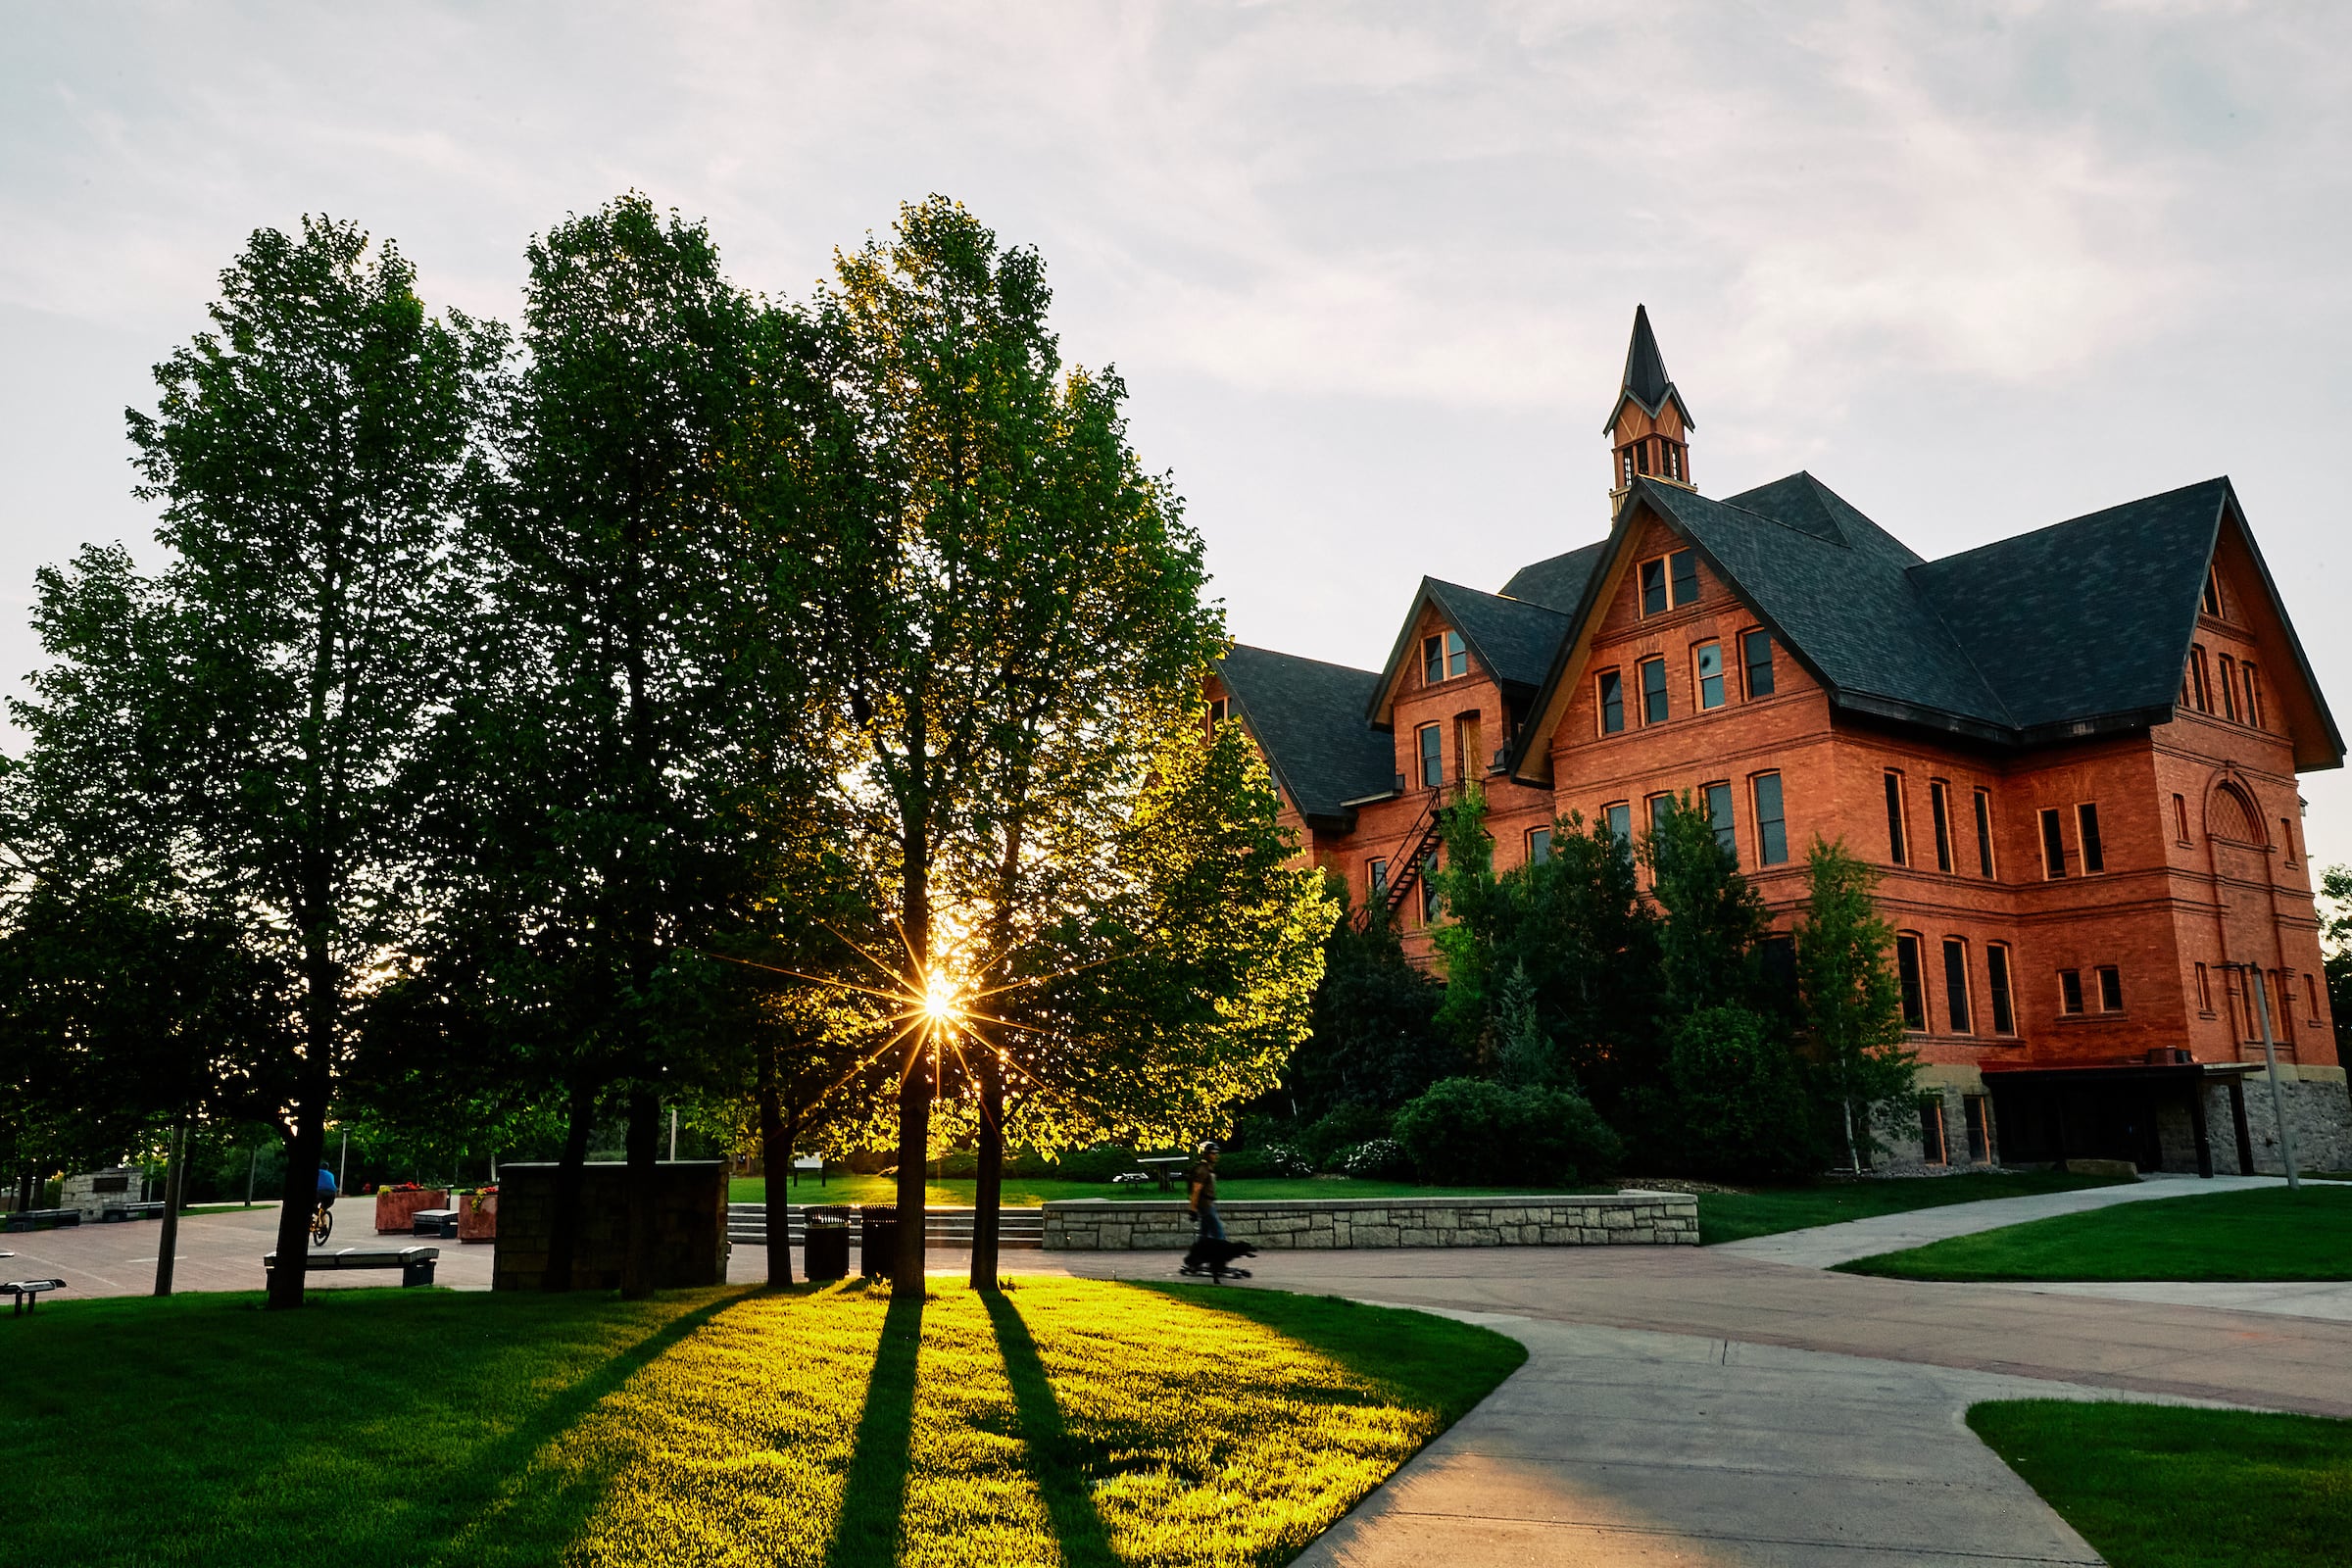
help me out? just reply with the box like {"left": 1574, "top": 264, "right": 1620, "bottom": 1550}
{"left": 1422, "top": 630, "right": 1467, "bottom": 684}
{"left": 1640, "top": 549, "right": 1699, "bottom": 616}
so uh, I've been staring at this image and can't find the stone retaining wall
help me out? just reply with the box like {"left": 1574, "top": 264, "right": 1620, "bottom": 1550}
{"left": 1041, "top": 1192, "right": 1699, "bottom": 1250}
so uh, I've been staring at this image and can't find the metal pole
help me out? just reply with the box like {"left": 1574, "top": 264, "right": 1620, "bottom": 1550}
{"left": 2245, "top": 965, "right": 2301, "bottom": 1192}
{"left": 245, "top": 1145, "right": 259, "bottom": 1205}
{"left": 338, "top": 1127, "right": 349, "bottom": 1190}
{"left": 668, "top": 1107, "right": 678, "bottom": 1162}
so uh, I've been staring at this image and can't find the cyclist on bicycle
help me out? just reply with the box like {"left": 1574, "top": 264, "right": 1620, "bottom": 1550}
{"left": 316, "top": 1163, "right": 338, "bottom": 1213}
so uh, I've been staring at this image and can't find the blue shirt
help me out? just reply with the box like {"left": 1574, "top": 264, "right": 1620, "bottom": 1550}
{"left": 317, "top": 1167, "right": 338, "bottom": 1198}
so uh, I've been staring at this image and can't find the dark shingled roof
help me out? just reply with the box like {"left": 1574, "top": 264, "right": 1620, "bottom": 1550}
{"left": 1215, "top": 644, "right": 1394, "bottom": 822}
{"left": 1426, "top": 579, "right": 1573, "bottom": 691}
{"left": 1601, "top": 304, "right": 1695, "bottom": 432}
{"left": 1501, "top": 540, "right": 1608, "bottom": 613}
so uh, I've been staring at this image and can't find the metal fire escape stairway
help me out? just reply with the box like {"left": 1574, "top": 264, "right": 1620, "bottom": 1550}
{"left": 1379, "top": 787, "right": 1451, "bottom": 922}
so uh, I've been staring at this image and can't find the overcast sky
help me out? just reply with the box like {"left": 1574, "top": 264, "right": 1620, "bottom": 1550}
{"left": 6, "top": 3, "right": 2351, "bottom": 855}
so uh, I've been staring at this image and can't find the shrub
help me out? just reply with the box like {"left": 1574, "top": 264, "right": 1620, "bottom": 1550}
{"left": 1218, "top": 1144, "right": 1313, "bottom": 1180}
{"left": 1300, "top": 1103, "right": 1392, "bottom": 1168}
{"left": 1663, "top": 1004, "right": 1825, "bottom": 1180}
{"left": 1049, "top": 1145, "right": 1142, "bottom": 1183}
{"left": 1339, "top": 1138, "right": 1414, "bottom": 1180}
{"left": 1393, "top": 1077, "right": 1622, "bottom": 1186}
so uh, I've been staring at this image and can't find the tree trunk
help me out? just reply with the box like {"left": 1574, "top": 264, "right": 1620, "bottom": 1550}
{"left": 758, "top": 1048, "right": 792, "bottom": 1288}
{"left": 15, "top": 1169, "right": 33, "bottom": 1213}
{"left": 620, "top": 1087, "right": 660, "bottom": 1299}
{"left": 544, "top": 1076, "right": 596, "bottom": 1293}
{"left": 267, "top": 1088, "right": 328, "bottom": 1310}
{"left": 970, "top": 1059, "right": 1004, "bottom": 1289}
{"left": 893, "top": 767, "right": 933, "bottom": 1297}
{"left": 153, "top": 1121, "right": 187, "bottom": 1297}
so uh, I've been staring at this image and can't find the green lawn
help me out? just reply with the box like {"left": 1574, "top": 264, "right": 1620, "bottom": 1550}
{"left": 1838, "top": 1185, "right": 2352, "bottom": 1281}
{"left": 732, "top": 1174, "right": 1607, "bottom": 1207}
{"left": 1, "top": 1279, "right": 1523, "bottom": 1567}
{"left": 1695, "top": 1170, "right": 2128, "bottom": 1246}
{"left": 1971, "top": 1400, "right": 2352, "bottom": 1567}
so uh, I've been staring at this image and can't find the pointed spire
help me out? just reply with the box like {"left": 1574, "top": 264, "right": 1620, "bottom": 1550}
{"left": 1621, "top": 304, "right": 1672, "bottom": 414}
{"left": 1604, "top": 306, "right": 1696, "bottom": 511}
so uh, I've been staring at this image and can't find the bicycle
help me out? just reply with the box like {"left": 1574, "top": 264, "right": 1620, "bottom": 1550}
{"left": 310, "top": 1199, "right": 334, "bottom": 1248}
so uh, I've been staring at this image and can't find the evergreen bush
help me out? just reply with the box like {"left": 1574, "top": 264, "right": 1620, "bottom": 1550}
{"left": 1393, "top": 1077, "right": 1621, "bottom": 1186}
{"left": 1661, "top": 1004, "right": 1825, "bottom": 1179}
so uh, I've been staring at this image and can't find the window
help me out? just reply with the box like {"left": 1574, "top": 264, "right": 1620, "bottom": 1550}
{"left": 1527, "top": 826, "right": 1552, "bottom": 865}
{"left": 2270, "top": 969, "right": 2290, "bottom": 1040}
{"left": 1605, "top": 802, "right": 1633, "bottom": 845}
{"left": 2187, "top": 645, "right": 2212, "bottom": 712}
{"left": 1752, "top": 772, "right": 1788, "bottom": 865}
{"left": 2059, "top": 968, "right": 2085, "bottom": 1015}
{"left": 1943, "top": 938, "right": 1972, "bottom": 1033}
{"left": 2243, "top": 664, "right": 2264, "bottom": 729}
{"left": 1884, "top": 772, "right": 1909, "bottom": 866}
{"left": 2097, "top": 964, "right": 2123, "bottom": 1011}
{"left": 1421, "top": 629, "right": 1467, "bottom": 684}
{"left": 2202, "top": 566, "right": 2223, "bottom": 617}
{"left": 1669, "top": 549, "right": 1699, "bottom": 606}
{"left": 1420, "top": 853, "right": 1441, "bottom": 924}
{"left": 2282, "top": 818, "right": 2298, "bottom": 865}
{"left": 1919, "top": 1102, "right": 1948, "bottom": 1165}
{"left": 1597, "top": 669, "right": 1626, "bottom": 735}
{"left": 2218, "top": 654, "right": 2239, "bottom": 722}
{"left": 1640, "top": 657, "right": 1670, "bottom": 723}
{"left": 2039, "top": 808, "right": 2067, "bottom": 878}
{"left": 1640, "top": 558, "right": 1668, "bottom": 615}
{"left": 1742, "top": 628, "right": 1775, "bottom": 698}
{"left": 1647, "top": 793, "right": 1675, "bottom": 838}
{"left": 1208, "top": 697, "right": 1228, "bottom": 725}
{"left": 1704, "top": 781, "right": 1736, "bottom": 858}
{"left": 2077, "top": 804, "right": 2104, "bottom": 874}
{"left": 2194, "top": 961, "right": 2213, "bottom": 1014}
{"left": 1694, "top": 641, "right": 1726, "bottom": 710}
{"left": 1895, "top": 935, "right": 1928, "bottom": 1031}
{"left": 2174, "top": 794, "right": 2191, "bottom": 845}
{"left": 1964, "top": 1096, "right": 1992, "bottom": 1163}
{"left": 1417, "top": 723, "right": 1443, "bottom": 789}
{"left": 1930, "top": 781, "right": 1954, "bottom": 872}
{"left": 1368, "top": 858, "right": 1389, "bottom": 899}
{"left": 1974, "top": 788, "right": 1996, "bottom": 877}
{"left": 2308, "top": 973, "right": 2323, "bottom": 1023}
{"left": 1987, "top": 944, "right": 2016, "bottom": 1034}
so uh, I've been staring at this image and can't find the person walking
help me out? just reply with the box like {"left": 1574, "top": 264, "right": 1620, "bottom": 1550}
{"left": 1179, "top": 1141, "right": 1249, "bottom": 1280}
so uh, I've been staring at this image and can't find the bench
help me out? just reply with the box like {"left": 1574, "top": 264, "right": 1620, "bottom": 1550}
{"left": 265, "top": 1247, "right": 439, "bottom": 1288}
{"left": 5, "top": 1278, "right": 66, "bottom": 1315}
{"left": 411, "top": 1208, "right": 461, "bottom": 1240}
{"left": 3, "top": 1208, "right": 79, "bottom": 1233}
{"left": 1137, "top": 1156, "right": 1192, "bottom": 1193}
{"left": 98, "top": 1201, "right": 168, "bottom": 1223}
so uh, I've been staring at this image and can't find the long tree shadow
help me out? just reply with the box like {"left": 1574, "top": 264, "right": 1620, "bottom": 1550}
{"left": 982, "top": 1288, "right": 1118, "bottom": 1568}
{"left": 823, "top": 1291, "right": 927, "bottom": 1568}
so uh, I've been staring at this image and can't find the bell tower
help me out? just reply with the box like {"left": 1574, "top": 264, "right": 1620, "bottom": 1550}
{"left": 1603, "top": 305, "right": 1695, "bottom": 515}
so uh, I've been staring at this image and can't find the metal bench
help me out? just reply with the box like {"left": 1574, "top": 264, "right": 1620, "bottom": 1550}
{"left": 264, "top": 1247, "right": 439, "bottom": 1288}
{"left": 5, "top": 1278, "right": 66, "bottom": 1314}
{"left": 411, "top": 1208, "right": 461, "bottom": 1240}
{"left": 3, "top": 1208, "right": 79, "bottom": 1233}
{"left": 98, "top": 1201, "right": 168, "bottom": 1222}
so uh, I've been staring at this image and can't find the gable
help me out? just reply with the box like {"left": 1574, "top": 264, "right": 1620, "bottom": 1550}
{"left": 1364, "top": 576, "right": 1572, "bottom": 724}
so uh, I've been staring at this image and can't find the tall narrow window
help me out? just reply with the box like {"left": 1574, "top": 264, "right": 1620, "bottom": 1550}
{"left": 1208, "top": 697, "right": 1228, "bottom": 726}
{"left": 1986, "top": 945, "right": 2016, "bottom": 1035}
{"left": 1930, "top": 781, "right": 1954, "bottom": 872}
{"left": 1919, "top": 1102, "right": 1948, "bottom": 1165}
{"left": 2308, "top": 973, "right": 2323, "bottom": 1023}
{"left": 2202, "top": 566, "right": 2223, "bottom": 617}
{"left": 1417, "top": 723, "right": 1443, "bottom": 789}
{"left": 1420, "top": 853, "right": 1441, "bottom": 925}
{"left": 1742, "top": 628, "right": 1775, "bottom": 697}
{"left": 1752, "top": 772, "right": 1788, "bottom": 865}
{"left": 1640, "top": 657, "right": 1670, "bottom": 723}
{"left": 2271, "top": 970, "right": 2290, "bottom": 1039}
{"left": 1942, "top": 938, "right": 1972, "bottom": 1033}
{"left": 1974, "top": 788, "right": 1996, "bottom": 877}
{"left": 1669, "top": 548, "right": 1699, "bottom": 606}
{"left": 2059, "top": 968, "right": 2085, "bottom": 1015}
{"left": 2218, "top": 655, "right": 2239, "bottom": 721}
{"left": 1895, "top": 935, "right": 1927, "bottom": 1031}
{"left": 2097, "top": 965, "right": 2123, "bottom": 1012}
{"left": 1640, "top": 558, "right": 1668, "bottom": 615}
{"left": 1647, "top": 793, "right": 1674, "bottom": 838}
{"left": 2039, "top": 808, "right": 2067, "bottom": 878}
{"left": 1704, "top": 781, "right": 1736, "bottom": 858}
{"left": 1444, "top": 632, "right": 1467, "bottom": 679}
{"left": 1605, "top": 802, "right": 1633, "bottom": 845}
{"left": 2077, "top": 804, "right": 2104, "bottom": 874}
{"left": 2188, "top": 645, "right": 2212, "bottom": 712}
{"left": 1597, "top": 669, "right": 1625, "bottom": 734}
{"left": 1884, "top": 772, "right": 1909, "bottom": 866}
{"left": 1695, "top": 641, "right": 1726, "bottom": 710}
{"left": 1964, "top": 1096, "right": 1993, "bottom": 1162}
{"left": 2281, "top": 818, "right": 2298, "bottom": 866}
{"left": 1527, "top": 827, "right": 1552, "bottom": 865}
{"left": 2194, "top": 962, "right": 2213, "bottom": 1014}
{"left": 2243, "top": 664, "right": 2264, "bottom": 729}
{"left": 2174, "top": 794, "right": 2191, "bottom": 845}
{"left": 1368, "top": 858, "right": 1389, "bottom": 899}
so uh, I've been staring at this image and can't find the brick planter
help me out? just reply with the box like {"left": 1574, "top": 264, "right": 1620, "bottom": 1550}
{"left": 1042, "top": 1191, "right": 1700, "bottom": 1250}
{"left": 373, "top": 1188, "right": 450, "bottom": 1235}
{"left": 456, "top": 1192, "right": 498, "bottom": 1244}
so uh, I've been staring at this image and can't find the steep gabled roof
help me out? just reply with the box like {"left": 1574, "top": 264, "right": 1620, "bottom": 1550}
{"left": 1366, "top": 577, "right": 1574, "bottom": 722}
{"left": 1501, "top": 540, "right": 1609, "bottom": 612}
{"left": 1215, "top": 644, "right": 1395, "bottom": 824}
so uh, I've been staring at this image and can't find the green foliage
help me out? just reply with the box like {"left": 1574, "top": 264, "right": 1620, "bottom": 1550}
{"left": 1287, "top": 881, "right": 1455, "bottom": 1118}
{"left": 1393, "top": 1076, "right": 1622, "bottom": 1186}
{"left": 1216, "top": 1144, "right": 1314, "bottom": 1180}
{"left": 1336, "top": 1138, "right": 1414, "bottom": 1180}
{"left": 1661, "top": 1005, "right": 1824, "bottom": 1179}
{"left": 1793, "top": 837, "right": 1919, "bottom": 1167}
{"left": 1298, "top": 1102, "right": 1394, "bottom": 1168}
{"left": 1642, "top": 792, "right": 1770, "bottom": 1018}
{"left": 2318, "top": 865, "right": 2352, "bottom": 1057}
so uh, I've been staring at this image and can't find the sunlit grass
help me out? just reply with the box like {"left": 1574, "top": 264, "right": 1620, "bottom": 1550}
{"left": 1840, "top": 1185, "right": 2352, "bottom": 1281}
{"left": 5, "top": 1279, "right": 1522, "bottom": 1567}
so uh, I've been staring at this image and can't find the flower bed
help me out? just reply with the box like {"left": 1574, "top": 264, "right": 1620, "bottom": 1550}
{"left": 457, "top": 1189, "right": 498, "bottom": 1244}
{"left": 373, "top": 1186, "right": 450, "bottom": 1235}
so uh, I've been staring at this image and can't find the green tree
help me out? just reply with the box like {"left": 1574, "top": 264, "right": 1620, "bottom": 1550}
{"left": 1793, "top": 836, "right": 1918, "bottom": 1170}
{"left": 1642, "top": 791, "right": 1769, "bottom": 1020}
{"left": 1663, "top": 1004, "right": 1822, "bottom": 1179}
{"left": 2318, "top": 865, "right": 2352, "bottom": 1061}
{"left": 17, "top": 218, "right": 500, "bottom": 1307}
{"left": 1288, "top": 880, "right": 1454, "bottom": 1116}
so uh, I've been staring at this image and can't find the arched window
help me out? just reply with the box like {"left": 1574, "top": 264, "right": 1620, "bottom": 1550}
{"left": 2208, "top": 783, "right": 2262, "bottom": 844}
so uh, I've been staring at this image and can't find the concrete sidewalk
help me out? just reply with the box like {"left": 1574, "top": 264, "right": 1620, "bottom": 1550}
{"left": 1711, "top": 1173, "right": 2285, "bottom": 1269}
{"left": 1292, "top": 1316, "right": 2196, "bottom": 1567}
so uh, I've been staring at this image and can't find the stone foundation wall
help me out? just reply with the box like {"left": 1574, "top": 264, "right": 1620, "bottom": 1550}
{"left": 491, "top": 1160, "right": 729, "bottom": 1291}
{"left": 1041, "top": 1192, "right": 1698, "bottom": 1250}
{"left": 2234, "top": 1069, "right": 2352, "bottom": 1174}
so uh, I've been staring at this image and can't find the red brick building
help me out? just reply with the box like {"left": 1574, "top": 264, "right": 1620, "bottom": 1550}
{"left": 1211, "top": 309, "right": 2350, "bottom": 1174}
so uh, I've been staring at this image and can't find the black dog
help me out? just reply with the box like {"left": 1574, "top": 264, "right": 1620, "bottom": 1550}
{"left": 1178, "top": 1236, "right": 1258, "bottom": 1282}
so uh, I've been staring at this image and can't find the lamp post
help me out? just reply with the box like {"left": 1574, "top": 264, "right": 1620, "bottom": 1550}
{"left": 2238, "top": 964, "right": 2301, "bottom": 1192}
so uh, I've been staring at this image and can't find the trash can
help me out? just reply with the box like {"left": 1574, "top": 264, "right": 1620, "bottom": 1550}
{"left": 804, "top": 1204, "right": 851, "bottom": 1281}
{"left": 859, "top": 1205, "right": 898, "bottom": 1279}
